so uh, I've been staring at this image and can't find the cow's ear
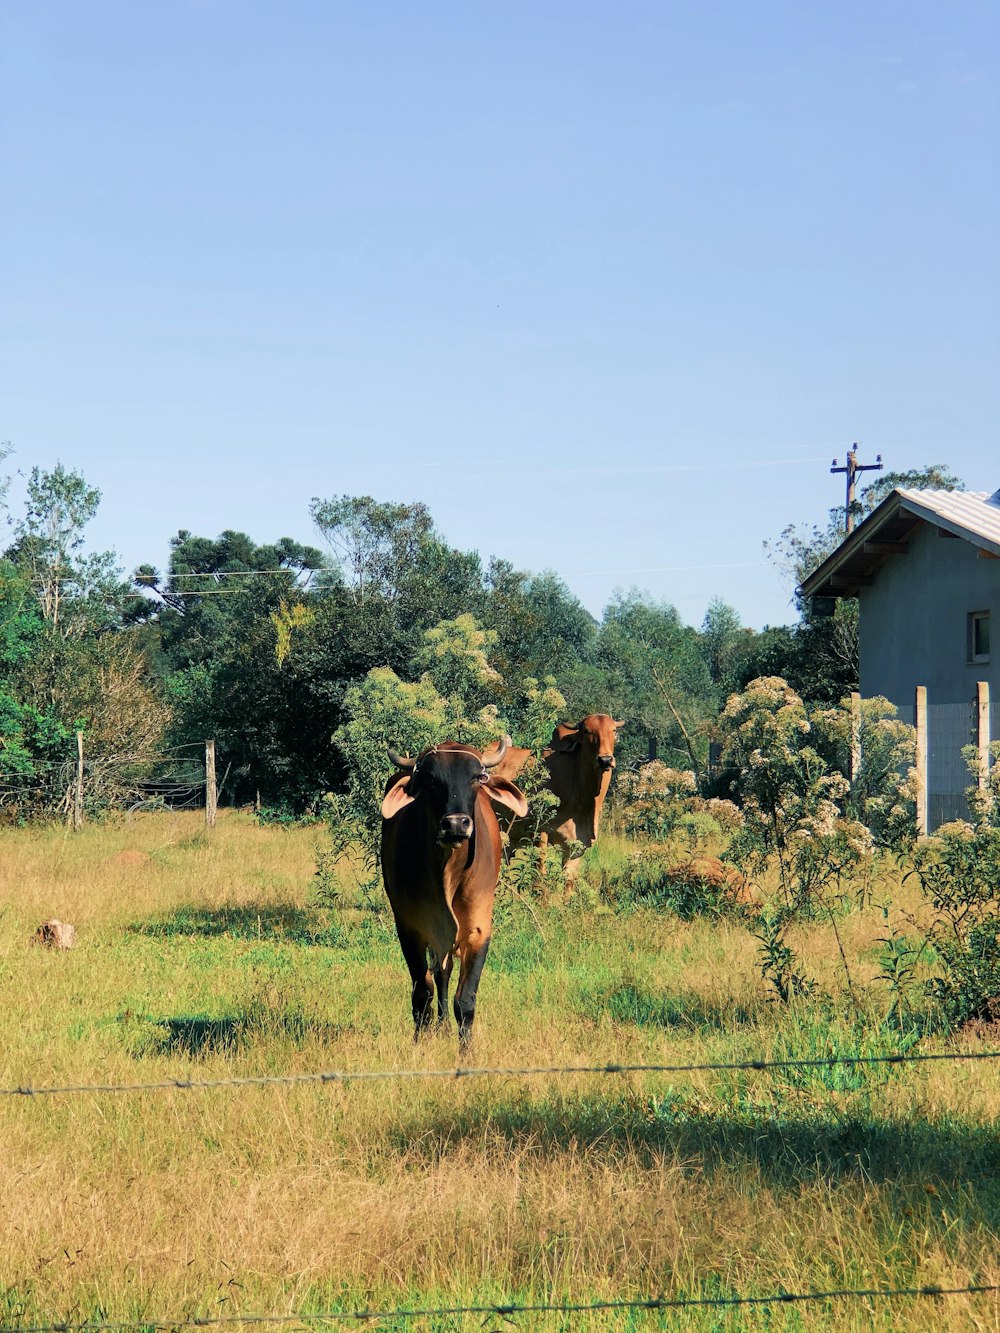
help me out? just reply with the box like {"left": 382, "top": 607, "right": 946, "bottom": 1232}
{"left": 613, "top": 719, "right": 626, "bottom": 729}
{"left": 557, "top": 737, "right": 580, "bottom": 753}
{"left": 381, "top": 775, "right": 416, "bottom": 820}
{"left": 485, "top": 777, "right": 528, "bottom": 818}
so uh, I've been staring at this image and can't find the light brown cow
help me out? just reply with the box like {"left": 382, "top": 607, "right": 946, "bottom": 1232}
{"left": 542, "top": 714, "right": 623, "bottom": 860}
{"left": 380, "top": 738, "right": 527, "bottom": 1049}
{"left": 487, "top": 714, "right": 623, "bottom": 880}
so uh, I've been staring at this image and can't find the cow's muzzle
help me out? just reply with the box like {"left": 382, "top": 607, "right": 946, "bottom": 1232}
{"left": 438, "top": 814, "right": 474, "bottom": 843}
{"left": 598, "top": 755, "right": 615, "bottom": 771}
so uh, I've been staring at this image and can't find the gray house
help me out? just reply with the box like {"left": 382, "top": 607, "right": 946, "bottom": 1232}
{"left": 800, "top": 488, "right": 1000, "bottom": 828}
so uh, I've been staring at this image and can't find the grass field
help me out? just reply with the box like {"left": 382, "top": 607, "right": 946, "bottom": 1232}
{"left": 0, "top": 811, "right": 997, "bottom": 1330}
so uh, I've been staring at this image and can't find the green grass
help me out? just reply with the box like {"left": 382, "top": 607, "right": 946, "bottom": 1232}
{"left": 0, "top": 811, "right": 996, "bottom": 1330}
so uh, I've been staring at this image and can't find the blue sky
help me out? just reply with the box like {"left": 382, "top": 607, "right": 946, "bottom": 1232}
{"left": 2, "top": 2, "right": 997, "bottom": 629}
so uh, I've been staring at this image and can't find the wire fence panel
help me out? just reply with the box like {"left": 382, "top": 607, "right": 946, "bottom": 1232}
{"left": 927, "top": 700, "right": 977, "bottom": 827}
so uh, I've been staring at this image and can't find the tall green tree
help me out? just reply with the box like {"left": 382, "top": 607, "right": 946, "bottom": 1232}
{"left": 309, "top": 495, "right": 435, "bottom": 604}
{"left": 6, "top": 463, "right": 129, "bottom": 632}
{"left": 0, "top": 465, "right": 168, "bottom": 819}
{"left": 135, "top": 529, "right": 327, "bottom": 670}
{"left": 700, "top": 598, "right": 745, "bottom": 699}
{"left": 0, "top": 558, "right": 75, "bottom": 815}
{"left": 593, "top": 591, "right": 714, "bottom": 770}
{"left": 482, "top": 562, "right": 595, "bottom": 687}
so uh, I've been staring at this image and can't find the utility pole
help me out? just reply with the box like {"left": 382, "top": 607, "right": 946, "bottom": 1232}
{"left": 831, "top": 444, "right": 882, "bottom": 535}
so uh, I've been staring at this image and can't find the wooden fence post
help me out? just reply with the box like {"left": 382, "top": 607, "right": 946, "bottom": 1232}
{"left": 72, "top": 730, "right": 84, "bottom": 831}
{"left": 914, "top": 686, "right": 928, "bottom": 836}
{"left": 977, "top": 680, "right": 991, "bottom": 797}
{"left": 849, "top": 691, "right": 861, "bottom": 789}
{"left": 205, "top": 739, "right": 217, "bottom": 829}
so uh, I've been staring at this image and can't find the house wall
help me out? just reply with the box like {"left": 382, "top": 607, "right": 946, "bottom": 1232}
{"left": 859, "top": 522, "right": 999, "bottom": 827}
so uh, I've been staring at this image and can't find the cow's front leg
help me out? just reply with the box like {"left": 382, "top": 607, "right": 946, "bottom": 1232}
{"left": 453, "top": 928, "right": 491, "bottom": 1052}
{"left": 433, "top": 951, "right": 454, "bottom": 1026}
{"left": 550, "top": 821, "right": 582, "bottom": 902}
{"left": 395, "top": 924, "right": 435, "bottom": 1039}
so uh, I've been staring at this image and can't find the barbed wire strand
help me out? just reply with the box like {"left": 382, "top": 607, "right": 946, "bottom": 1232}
{"left": 3, "top": 1049, "right": 998, "bottom": 1100}
{"left": 0, "top": 744, "right": 214, "bottom": 772}
{"left": 7, "top": 1280, "right": 998, "bottom": 1331}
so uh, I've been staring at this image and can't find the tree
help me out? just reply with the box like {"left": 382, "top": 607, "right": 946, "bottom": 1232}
{"left": 0, "top": 441, "right": 12, "bottom": 519}
{"left": 593, "top": 591, "right": 714, "bottom": 770}
{"left": 135, "top": 529, "right": 327, "bottom": 670}
{"left": 410, "top": 614, "right": 503, "bottom": 719}
{"left": 41, "top": 631, "right": 173, "bottom": 815}
{"left": 766, "top": 463, "right": 965, "bottom": 593}
{"left": 483, "top": 563, "right": 596, "bottom": 686}
{"left": 0, "top": 553, "right": 168, "bottom": 821}
{"left": 700, "top": 598, "right": 745, "bottom": 698}
{"left": 7, "top": 463, "right": 127, "bottom": 631}
{"left": 0, "top": 559, "right": 74, "bottom": 818}
{"left": 309, "top": 495, "right": 435, "bottom": 604}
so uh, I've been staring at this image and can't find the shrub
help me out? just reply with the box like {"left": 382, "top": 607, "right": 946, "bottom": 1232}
{"left": 591, "top": 848, "right": 744, "bottom": 920}
{"left": 811, "top": 694, "right": 918, "bottom": 850}
{"left": 719, "top": 678, "right": 875, "bottom": 1004}
{"left": 907, "top": 821, "right": 1000, "bottom": 1028}
{"left": 614, "top": 762, "right": 697, "bottom": 841}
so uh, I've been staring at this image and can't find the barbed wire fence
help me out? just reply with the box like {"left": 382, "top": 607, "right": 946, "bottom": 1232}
{"left": 4, "top": 1039, "right": 998, "bottom": 1325}
{"left": 3, "top": 1047, "right": 999, "bottom": 1100}
{"left": 6, "top": 1281, "right": 999, "bottom": 1332}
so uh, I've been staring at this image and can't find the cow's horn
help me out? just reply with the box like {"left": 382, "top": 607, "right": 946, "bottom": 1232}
{"left": 387, "top": 745, "right": 416, "bottom": 771}
{"left": 482, "top": 735, "right": 510, "bottom": 769}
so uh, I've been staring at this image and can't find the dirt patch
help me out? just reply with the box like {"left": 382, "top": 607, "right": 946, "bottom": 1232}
{"left": 113, "top": 850, "right": 151, "bottom": 868}
{"left": 670, "top": 855, "right": 760, "bottom": 910}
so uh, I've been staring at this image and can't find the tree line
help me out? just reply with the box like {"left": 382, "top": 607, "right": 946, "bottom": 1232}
{"left": 0, "top": 446, "right": 961, "bottom": 822}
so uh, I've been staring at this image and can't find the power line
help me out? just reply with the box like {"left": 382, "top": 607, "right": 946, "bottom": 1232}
{"left": 124, "top": 558, "right": 776, "bottom": 596}
{"left": 139, "top": 569, "right": 322, "bottom": 579}
{"left": 3, "top": 1048, "right": 998, "bottom": 1100}
{"left": 563, "top": 560, "right": 765, "bottom": 576}
{"left": 124, "top": 587, "right": 308, "bottom": 599}
{"left": 6, "top": 1281, "right": 998, "bottom": 1331}
{"left": 414, "top": 453, "right": 837, "bottom": 482}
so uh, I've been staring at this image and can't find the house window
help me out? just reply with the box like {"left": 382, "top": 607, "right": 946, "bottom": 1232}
{"left": 968, "top": 611, "right": 990, "bottom": 663}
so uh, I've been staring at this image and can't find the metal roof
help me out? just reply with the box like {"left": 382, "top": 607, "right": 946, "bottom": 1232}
{"left": 799, "top": 488, "right": 1000, "bottom": 600}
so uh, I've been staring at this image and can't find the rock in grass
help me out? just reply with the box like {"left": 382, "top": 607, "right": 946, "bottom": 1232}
{"left": 34, "top": 919, "right": 76, "bottom": 949}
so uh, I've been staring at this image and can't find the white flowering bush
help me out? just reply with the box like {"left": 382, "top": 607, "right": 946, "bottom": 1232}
{"left": 811, "top": 695, "right": 918, "bottom": 850}
{"left": 721, "top": 678, "right": 873, "bottom": 903}
{"left": 614, "top": 762, "right": 698, "bottom": 842}
{"left": 902, "top": 742, "right": 1000, "bottom": 1029}
{"left": 719, "top": 677, "right": 876, "bottom": 1003}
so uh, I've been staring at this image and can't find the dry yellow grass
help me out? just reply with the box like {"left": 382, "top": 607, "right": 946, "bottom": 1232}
{"left": 0, "top": 813, "right": 997, "bottom": 1330}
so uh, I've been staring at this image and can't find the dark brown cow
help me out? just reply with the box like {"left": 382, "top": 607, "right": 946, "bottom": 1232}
{"left": 487, "top": 714, "right": 623, "bottom": 881}
{"left": 380, "top": 737, "right": 527, "bottom": 1048}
